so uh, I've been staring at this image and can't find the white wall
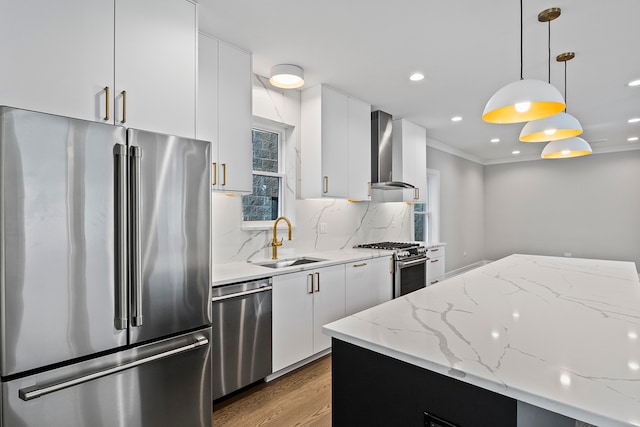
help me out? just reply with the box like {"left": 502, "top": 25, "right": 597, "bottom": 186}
{"left": 484, "top": 150, "right": 640, "bottom": 267}
{"left": 426, "top": 146, "right": 485, "bottom": 272}
{"left": 211, "top": 75, "right": 412, "bottom": 264}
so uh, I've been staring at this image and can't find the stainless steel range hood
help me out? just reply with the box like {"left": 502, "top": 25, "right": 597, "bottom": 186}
{"left": 370, "top": 110, "right": 415, "bottom": 189}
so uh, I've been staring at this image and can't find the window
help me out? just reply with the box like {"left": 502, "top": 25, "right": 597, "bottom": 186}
{"left": 413, "top": 169, "right": 440, "bottom": 242}
{"left": 242, "top": 124, "right": 285, "bottom": 224}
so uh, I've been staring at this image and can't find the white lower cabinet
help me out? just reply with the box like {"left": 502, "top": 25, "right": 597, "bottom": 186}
{"left": 428, "top": 245, "right": 446, "bottom": 285}
{"left": 272, "top": 264, "right": 345, "bottom": 372}
{"left": 345, "top": 257, "right": 393, "bottom": 316}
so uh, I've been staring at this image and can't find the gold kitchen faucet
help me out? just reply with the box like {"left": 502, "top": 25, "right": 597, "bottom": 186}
{"left": 271, "top": 216, "right": 292, "bottom": 259}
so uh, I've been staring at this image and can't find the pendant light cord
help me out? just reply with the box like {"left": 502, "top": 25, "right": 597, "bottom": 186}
{"left": 564, "top": 61, "right": 568, "bottom": 113}
{"left": 520, "top": 0, "right": 523, "bottom": 80}
{"left": 548, "top": 21, "right": 551, "bottom": 84}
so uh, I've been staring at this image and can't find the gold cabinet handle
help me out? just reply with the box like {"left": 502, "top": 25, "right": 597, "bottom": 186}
{"left": 353, "top": 263, "right": 367, "bottom": 268}
{"left": 431, "top": 259, "right": 439, "bottom": 263}
{"left": 430, "top": 280, "right": 439, "bottom": 285}
{"left": 104, "top": 86, "right": 110, "bottom": 121}
{"left": 212, "top": 162, "right": 217, "bottom": 186}
{"left": 121, "top": 90, "right": 127, "bottom": 123}
{"left": 367, "top": 182, "right": 371, "bottom": 197}
{"left": 222, "top": 163, "right": 227, "bottom": 186}
{"left": 414, "top": 187, "right": 420, "bottom": 200}
{"left": 323, "top": 176, "right": 328, "bottom": 193}
{"left": 314, "top": 272, "right": 320, "bottom": 292}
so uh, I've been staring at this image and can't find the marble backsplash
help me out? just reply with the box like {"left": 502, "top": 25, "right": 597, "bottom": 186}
{"left": 210, "top": 74, "right": 413, "bottom": 265}
{"left": 212, "top": 194, "right": 413, "bottom": 264}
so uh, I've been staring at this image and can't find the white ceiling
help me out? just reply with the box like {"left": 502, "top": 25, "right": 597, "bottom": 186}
{"left": 198, "top": 0, "right": 640, "bottom": 164}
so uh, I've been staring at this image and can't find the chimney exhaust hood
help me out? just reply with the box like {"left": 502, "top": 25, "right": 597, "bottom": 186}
{"left": 370, "top": 110, "right": 415, "bottom": 190}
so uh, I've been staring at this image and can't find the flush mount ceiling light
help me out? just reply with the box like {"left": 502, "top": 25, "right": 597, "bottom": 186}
{"left": 628, "top": 79, "right": 640, "bottom": 87}
{"left": 541, "top": 137, "right": 592, "bottom": 159}
{"left": 269, "top": 64, "right": 305, "bottom": 89}
{"left": 520, "top": 51, "right": 583, "bottom": 142}
{"left": 482, "top": 2, "right": 565, "bottom": 124}
{"left": 410, "top": 72, "right": 425, "bottom": 81}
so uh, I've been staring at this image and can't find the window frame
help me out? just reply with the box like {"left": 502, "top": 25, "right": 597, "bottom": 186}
{"left": 242, "top": 119, "right": 288, "bottom": 229}
{"left": 414, "top": 169, "right": 440, "bottom": 243}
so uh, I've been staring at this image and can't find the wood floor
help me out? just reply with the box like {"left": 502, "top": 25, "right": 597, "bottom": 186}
{"left": 212, "top": 355, "right": 332, "bottom": 427}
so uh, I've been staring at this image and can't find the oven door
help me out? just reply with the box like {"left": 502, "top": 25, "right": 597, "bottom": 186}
{"left": 395, "top": 257, "right": 428, "bottom": 297}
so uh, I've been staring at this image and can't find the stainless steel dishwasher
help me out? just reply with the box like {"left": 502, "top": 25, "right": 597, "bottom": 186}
{"left": 212, "top": 277, "right": 273, "bottom": 400}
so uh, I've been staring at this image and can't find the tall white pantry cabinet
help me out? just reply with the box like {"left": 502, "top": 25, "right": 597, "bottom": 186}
{"left": 197, "top": 33, "right": 252, "bottom": 193}
{"left": 0, "top": 0, "right": 198, "bottom": 139}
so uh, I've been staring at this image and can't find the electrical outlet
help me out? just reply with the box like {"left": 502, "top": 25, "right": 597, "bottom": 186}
{"left": 564, "top": 252, "right": 572, "bottom": 257}
{"left": 319, "top": 223, "right": 328, "bottom": 234}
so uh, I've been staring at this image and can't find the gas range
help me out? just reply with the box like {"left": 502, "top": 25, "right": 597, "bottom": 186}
{"left": 355, "top": 242, "right": 429, "bottom": 297}
{"left": 354, "top": 242, "right": 427, "bottom": 261}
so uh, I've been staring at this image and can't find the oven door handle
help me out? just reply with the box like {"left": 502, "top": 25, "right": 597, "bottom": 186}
{"left": 396, "top": 258, "right": 427, "bottom": 268}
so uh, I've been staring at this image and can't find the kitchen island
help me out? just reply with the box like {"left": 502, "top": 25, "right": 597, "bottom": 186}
{"left": 323, "top": 254, "right": 640, "bottom": 426}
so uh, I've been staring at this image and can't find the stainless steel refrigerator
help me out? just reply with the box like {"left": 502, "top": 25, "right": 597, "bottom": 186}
{"left": 0, "top": 106, "right": 212, "bottom": 426}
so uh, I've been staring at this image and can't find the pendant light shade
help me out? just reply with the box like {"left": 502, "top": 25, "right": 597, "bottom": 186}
{"left": 541, "top": 137, "right": 592, "bottom": 159}
{"left": 482, "top": 2, "right": 565, "bottom": 124}
{"left": 482, "top": 79, "right": 566, "bottom": 123}
{"left": 519, "top": 111, "right": 583, "bottom": 142}
{"left": 269, "top": 64, "right": 305, "bottom": 89}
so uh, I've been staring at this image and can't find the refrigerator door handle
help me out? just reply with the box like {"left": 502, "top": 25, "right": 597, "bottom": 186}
{"left": 18, "top": 336, "right": 209, "bottom": 401}
{"left": 129, "top": 145, "right": 143, "bottom": 327}
{"left": 114, "top": 144, "right": 128, "bottom": 330}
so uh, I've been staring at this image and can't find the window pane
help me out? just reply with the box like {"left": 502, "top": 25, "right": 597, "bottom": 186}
{"left": 414, "top": 212, "right": 425, "bottom": 241}
{"left": 252, "top": 129, "right": 279, "bottom": 173}
{"left": 242, "top": 175, "right": 281, "bottom": 221}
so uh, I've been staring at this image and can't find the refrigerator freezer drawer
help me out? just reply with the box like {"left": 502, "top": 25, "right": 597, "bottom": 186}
{"left": 1, "top": 328, "right": 212, "bottom": 427}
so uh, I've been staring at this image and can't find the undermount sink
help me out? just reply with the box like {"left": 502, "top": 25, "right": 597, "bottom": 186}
{"left": 255, "top": 257, "right": 326, "bottom": 269}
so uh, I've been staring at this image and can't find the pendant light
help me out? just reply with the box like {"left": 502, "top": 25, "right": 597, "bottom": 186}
{"left": 540, "top": 52, "right": 592, "bottom": 159}
{"left": 269, "top": 64, "right": 305, "bottom": 89}
{"left": 519, "top": 10, "right": 583, "bottom": 142}
{"left": 482, "top": 1, "right": 565, "bottom": 124}
{"left": 541, "top": 137, "right": 592, "bottom": 158}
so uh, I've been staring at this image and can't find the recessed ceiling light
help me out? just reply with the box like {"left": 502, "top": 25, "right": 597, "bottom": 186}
{"left": 409, "top": 72, "right": 424, "bottom": 82}
{"left": 628, "top": 137, "right": 639, "bottom": 142}
{"left": 512, "top": 150, "right": 520, "bottom": 155}
{"left": 628, "top": 79, "right": 640, "bottom": 87}
{"left": 490, "top": 138, "right": 500, "bottom": 143}
{"left": 451, "top": 116, "right": 462, "bottom": 122}
{"left": 628, "top": 118, "right": 640, "bottom": 123}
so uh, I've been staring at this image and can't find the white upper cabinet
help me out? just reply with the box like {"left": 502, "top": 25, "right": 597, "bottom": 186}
{"left": 0, "top": 0, "right": 114, "bottom": 122}
{"left": 197, "top": 33, "right": 252, "bottom": 193}
{"left": 347, "top": 97, "right": 373, "bottom": 200}
{"left": 1, "top": 0, "right": 197, "bottom": 138}
{"left": 301, "top": 84, "right": 371, "bottom": 200}
{"left": 115, "top": 0, "right": 197, "bottom": 138}
{"left": 392, "top": 119, "right": 427, "bottom": 202}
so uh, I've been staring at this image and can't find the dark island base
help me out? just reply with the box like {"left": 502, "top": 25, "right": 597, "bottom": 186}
{"left": 331, "top": 338, "right": 517, "bottom": 427}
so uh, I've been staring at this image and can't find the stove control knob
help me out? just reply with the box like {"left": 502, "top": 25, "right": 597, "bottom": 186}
{"left": 398, "top": 250, "right": 409, "bottom": 257}
{"left": 418, "top": 247, "right": 427, "bottom": 254}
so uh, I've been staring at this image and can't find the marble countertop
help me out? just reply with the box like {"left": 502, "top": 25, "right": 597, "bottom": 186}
{"left": 323, "top": 254, "right": 640, "bottom": 427}
{"left": 212, "top": 248, "right": 394, "bottom": 286}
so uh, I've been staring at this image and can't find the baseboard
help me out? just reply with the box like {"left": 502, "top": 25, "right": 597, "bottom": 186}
{"left": 444, "top": 260, "right": 492, "bottom": 280}
{"left": 265, "top": 348, "right": 332, "bottom": 382}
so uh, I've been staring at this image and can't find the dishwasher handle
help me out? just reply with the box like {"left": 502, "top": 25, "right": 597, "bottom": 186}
{"left": 211, "top": 286, "right": 272, "bottom": 303}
